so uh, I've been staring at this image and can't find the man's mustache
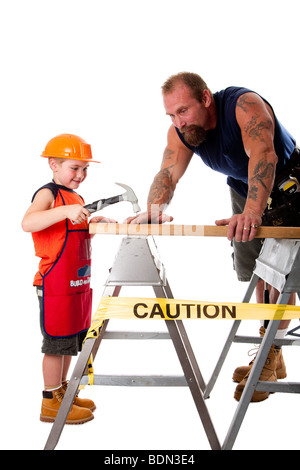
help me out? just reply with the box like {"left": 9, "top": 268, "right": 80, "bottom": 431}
{"left": 180, "top": 124, "right": 206, "bottom": 145}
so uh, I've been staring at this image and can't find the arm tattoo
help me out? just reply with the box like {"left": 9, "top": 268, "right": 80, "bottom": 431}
{"left": 248, "top": 160, "right": 275, "bottom": 201}
{"left": 162, "top": 147, "right": 174, "bottom": 163}
{"left": 147, "top": 147, "right": 175, "bottom": 205}
{"left": 236, "top": 95, "right": 257, "bottom": 113}
{"left": 244, "top": 114, "right": 272, "bottom": 143}
{"left": 148, "top": 167, "right": 174, "bottom": 205}
{"left": 237, "top": 96, "right": 273, "bottom": 142}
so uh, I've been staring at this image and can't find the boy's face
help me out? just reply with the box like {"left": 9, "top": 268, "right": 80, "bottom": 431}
{"left": 50, "top": 158, "right": 89, "bottom": 189}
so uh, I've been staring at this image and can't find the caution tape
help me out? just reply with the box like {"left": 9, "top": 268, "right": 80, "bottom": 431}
{"left": 84, "top": 296, "right": 300, "bottom": 385}
{"left": 85, "top": 297, "right": 300, "bottom": 340}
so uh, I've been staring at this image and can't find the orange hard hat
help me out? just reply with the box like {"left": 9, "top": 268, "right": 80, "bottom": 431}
{"left": 41, "top": 134, "right": 100, "bottom": 163}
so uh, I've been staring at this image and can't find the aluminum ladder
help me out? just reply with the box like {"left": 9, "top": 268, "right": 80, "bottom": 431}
{"left": 44, "top": 235, "right": 221, "bottom": 450}
{"left": 204, "top": 237, "right": 300, "bottom": 450}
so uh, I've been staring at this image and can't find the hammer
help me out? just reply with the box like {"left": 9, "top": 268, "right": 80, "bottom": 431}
{"left": 84, "top": 183, "right": 141, "bottom": 214}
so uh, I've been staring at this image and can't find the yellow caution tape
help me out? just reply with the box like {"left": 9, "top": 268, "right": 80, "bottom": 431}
{"left": 84, "top": 297, "right": 300, "bottom": 383}
{"left": 85, "top": 297, "right": 300, "bottom": 340}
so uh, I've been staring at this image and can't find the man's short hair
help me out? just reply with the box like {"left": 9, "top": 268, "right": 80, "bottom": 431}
{"left": 162, "top": 72, "right": 211, "bottom": 102}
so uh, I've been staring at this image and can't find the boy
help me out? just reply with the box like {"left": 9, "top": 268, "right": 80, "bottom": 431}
{"left": 22, "top": 133, "right": 116, "bottom": 424}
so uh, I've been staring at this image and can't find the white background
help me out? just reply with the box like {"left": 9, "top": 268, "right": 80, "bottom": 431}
{"left": 1, "top": 0, "right": 299, "bottom": 450}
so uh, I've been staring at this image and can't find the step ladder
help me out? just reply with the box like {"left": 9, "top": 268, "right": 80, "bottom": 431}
{"left": 204, "top": 237, "right": 300, "bottom": 450}
{"left": 44, "top": 235, "right": 221, "bottom": 450}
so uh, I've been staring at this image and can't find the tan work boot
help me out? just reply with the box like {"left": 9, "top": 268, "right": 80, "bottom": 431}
{"left": 234, "top": 344, "right": 280, "bottom": 402}
{"left": 61, "top": 381, "right": 96, "bottom": 412}
{"left": 232, "top": 327, "right": 287, "bottom": 383}
{"left": 40, "top": 387, "right": 94, "bottom": 424}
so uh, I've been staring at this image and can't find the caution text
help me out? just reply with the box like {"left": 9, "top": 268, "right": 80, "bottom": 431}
{"left": 133, "top": 302, "right": 236, "bottom": 319}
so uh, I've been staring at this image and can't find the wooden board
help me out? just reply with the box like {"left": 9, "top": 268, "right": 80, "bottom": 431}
{"left": 89, "top": 223, "right": 300, "bottom": 239}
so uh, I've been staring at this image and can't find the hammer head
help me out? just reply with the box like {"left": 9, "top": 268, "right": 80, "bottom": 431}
{"left": 115, "top": 182, "right": 141, "bottom": 214}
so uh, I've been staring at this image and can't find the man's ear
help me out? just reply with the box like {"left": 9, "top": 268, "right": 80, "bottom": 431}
{"left": 202, "top": 89, "right": 212, "bottom": 107}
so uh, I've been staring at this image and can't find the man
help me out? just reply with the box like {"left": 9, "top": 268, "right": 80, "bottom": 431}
{"left": 127, "top": 72, "right": 299, "bottom": 401}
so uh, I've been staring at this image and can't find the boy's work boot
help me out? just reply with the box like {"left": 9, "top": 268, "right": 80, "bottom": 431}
{"left": 61, "top": 380, "right": 96, "bottom": 412}
{"left": 40, "top": 387, "right": 94, "bottom": 424}
{"left": 232, "top": 327, "right": 287, "bottom": 383}
{"left": 234, "top": 344, "right": 279, "bottom": 402}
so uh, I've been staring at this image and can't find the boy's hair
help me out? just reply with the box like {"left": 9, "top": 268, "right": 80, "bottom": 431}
{"left": 162, "top": 72, "right": 212, "bottom": 103}
{"left": 48, "top": 157, "right": 67, "bottom": 166}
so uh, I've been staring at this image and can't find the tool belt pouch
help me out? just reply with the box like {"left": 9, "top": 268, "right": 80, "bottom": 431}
{"left": 262, "top": 147, "right": 300, "bottom": 227}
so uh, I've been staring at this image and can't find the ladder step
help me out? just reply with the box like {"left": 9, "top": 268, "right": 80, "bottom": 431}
{"left": 256, "top": 381, "right": 300, "bottom": 393}
{"left": 104, "top": 331, "right": 170, "bottom": 340}
{"left": 81, "top": 374, "right": 187, "bottom": 387}
{"left": 233, "top": 335, "right": 300, "bottom": 346}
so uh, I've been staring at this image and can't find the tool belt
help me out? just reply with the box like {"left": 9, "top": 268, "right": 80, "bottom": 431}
{"left": 262, "top": 147, "right": 300, "bottom": 227}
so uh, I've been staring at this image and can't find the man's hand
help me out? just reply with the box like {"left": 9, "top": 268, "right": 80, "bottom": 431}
{"left": 215, "top": 211, "right": 261, "bottom": 242}
{"left": 124, "top": 211, "right": 173, "bottom": 224}
{"left": 89, "top": 216, "right": 118, "bottom": 224}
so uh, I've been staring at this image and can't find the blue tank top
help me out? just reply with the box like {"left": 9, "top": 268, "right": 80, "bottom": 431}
{"left": 175, "top": 87, "right": 296, "bottom": 197}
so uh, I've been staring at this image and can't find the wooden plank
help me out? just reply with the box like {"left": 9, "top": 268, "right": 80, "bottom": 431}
{"left": 204, "top": 225, "right": 300, "bottom": 239}
{"left": 89, "top": 223, "right": 300, "bottom": 239}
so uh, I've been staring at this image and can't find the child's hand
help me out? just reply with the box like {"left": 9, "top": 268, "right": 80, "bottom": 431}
{"left": 89, "top": 216, "right": 118, "bottom": 224}
{"left": 66, "top": 204, "right": 91, "bottom": 225}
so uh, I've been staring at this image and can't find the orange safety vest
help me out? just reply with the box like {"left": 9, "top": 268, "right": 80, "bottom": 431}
{"left": 32, "top": 183, "right": 92, "bottom": 337}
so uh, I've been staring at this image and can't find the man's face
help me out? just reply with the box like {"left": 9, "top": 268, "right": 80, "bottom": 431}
{"left": 163, "top": 84, "right": 209, "bottom": 146}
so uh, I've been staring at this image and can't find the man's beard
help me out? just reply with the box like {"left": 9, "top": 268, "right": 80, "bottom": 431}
{"left": 180, "top": 125, "right": 207, "bottom": 146}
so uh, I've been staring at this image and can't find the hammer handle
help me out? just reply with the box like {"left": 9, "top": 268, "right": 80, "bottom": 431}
{"left": 84, "top": 195, "right": 122, "bottom": 214}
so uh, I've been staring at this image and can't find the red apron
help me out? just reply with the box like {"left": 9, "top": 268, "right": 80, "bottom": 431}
{"left": 42, "top": 220, "right": 93, "bottom": 337}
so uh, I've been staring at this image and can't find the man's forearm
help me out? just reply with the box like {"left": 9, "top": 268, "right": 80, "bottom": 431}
{"left": 147, "top": 168, "right": 174, "bottom": 213}
{"left": 245, "top": 155, "right": 277, "bottom": 217}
